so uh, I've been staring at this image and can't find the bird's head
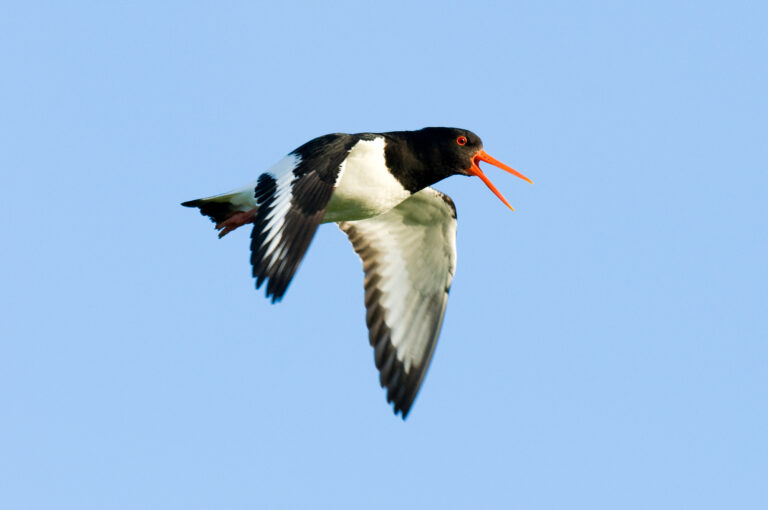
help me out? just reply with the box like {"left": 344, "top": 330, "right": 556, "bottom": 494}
{"left": 418, "top": 127, "right": 533, "bottom": 210}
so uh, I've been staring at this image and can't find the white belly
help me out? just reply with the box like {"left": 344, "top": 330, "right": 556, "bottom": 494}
{"left": 322, "top": 137, "right": 411, "bottom": 223}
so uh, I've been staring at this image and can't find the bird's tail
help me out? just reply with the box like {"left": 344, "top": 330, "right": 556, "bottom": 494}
{"left": 182, "top": 183, "right": 259, "bottom": 238}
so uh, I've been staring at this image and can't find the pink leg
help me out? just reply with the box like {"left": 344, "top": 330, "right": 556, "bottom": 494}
{"left": 215, "top": 207, "right": 258, "bottom": 238}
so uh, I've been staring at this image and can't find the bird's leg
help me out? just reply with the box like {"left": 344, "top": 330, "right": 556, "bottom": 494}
{"left": 215, "top": 207, "right": 258, "bottom": 238}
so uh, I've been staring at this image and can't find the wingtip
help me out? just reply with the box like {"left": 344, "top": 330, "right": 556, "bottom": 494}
{"left": 393, "top": 400, "right": 413, "bottom": 420}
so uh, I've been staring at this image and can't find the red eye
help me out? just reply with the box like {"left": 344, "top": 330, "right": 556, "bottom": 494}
{"left": 457, "top": 136, "right": 467, "bottom": 146}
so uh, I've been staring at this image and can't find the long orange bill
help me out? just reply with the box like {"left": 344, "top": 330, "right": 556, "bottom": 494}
{"left": 467, "top": 149, "right": 533, "bottom": 210}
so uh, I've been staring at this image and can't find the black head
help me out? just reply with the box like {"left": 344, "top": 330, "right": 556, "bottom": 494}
{"left": 410, "top": 127, "right": 485, "bottom": 176}
{"left": 385, "top": 127, "right": 532, "bottom": 209}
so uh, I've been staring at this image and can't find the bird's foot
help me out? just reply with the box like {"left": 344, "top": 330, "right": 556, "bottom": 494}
{"left": 215, "top": 207, "right": 258, "bottom": 238}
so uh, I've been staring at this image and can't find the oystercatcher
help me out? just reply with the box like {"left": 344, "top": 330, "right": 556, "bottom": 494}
{"left": 182, "top": 127, "right": 531, "bottom": 418}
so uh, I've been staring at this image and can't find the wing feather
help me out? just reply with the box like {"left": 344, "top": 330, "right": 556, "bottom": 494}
{"left": 250, "top": 134, "right": 360, "bottom": 302}
{"left": 339, "top": 187, "right": 458, "bottom": 417}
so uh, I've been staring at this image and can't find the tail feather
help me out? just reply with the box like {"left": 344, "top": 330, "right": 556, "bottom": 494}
{"left": 182, "top": 183, "right": 260, "bottom": 236}
{"left": 181, "top": 198, "right": 241, "bottom": 225}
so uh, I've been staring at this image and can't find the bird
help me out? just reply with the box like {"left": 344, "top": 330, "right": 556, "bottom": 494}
{"left": 182, "top": 127, "right": 532, "bottom": 418}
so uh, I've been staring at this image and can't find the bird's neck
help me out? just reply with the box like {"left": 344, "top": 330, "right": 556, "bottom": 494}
{"left": 382, "top": 134, "right": 451, "bottom": 193}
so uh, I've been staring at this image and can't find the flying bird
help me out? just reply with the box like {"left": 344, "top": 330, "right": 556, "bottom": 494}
{"left": 182, "top": 127, "right": 531, "bottom": 418}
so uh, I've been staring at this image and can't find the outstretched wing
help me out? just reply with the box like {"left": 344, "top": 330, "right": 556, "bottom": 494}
{"left": 339, "top": 188, "right": 458, "bottom": 418}
{"left": 251, "top": 134, "right": 360, "bottom": 302}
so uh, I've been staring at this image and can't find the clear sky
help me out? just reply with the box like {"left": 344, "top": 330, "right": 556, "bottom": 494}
{"left": 2, "top": 1, "right": 766, "bottom": 509}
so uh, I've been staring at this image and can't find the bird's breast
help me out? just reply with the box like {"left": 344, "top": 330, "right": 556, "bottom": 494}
{"left": 322, "top": 137, "right": 412, "bottom": 223}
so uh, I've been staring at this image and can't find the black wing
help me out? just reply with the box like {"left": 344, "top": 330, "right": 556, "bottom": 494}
{"left": 251, "top": 133, "right": 361, "bottom": 302}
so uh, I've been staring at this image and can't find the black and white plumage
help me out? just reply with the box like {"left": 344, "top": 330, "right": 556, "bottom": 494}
{"left": 339, "top": 188, "right": 457, "bottom": 415}
{"left": 182, "top": 127, "right": 531, "bottom": 418}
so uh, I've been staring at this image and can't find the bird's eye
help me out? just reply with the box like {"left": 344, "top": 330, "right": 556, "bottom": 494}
{"left": 457, "top": 136, "right": 468, "bottom": 146}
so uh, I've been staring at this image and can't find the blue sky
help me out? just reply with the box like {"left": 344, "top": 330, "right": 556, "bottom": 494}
{"left": 2, "top": 1, "right": 766, "bottom": 508}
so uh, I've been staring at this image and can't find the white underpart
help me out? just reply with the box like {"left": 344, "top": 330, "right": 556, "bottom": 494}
{"left": 323, "top": 137, "right": 411, "bottom": 223}
{"left": 339, "top": 188, "right": 457, "bottom": 373}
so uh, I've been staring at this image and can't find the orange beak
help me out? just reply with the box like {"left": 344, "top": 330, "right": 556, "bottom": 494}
{"left": 467, "top": 149, "right": 533, "bottom": 210}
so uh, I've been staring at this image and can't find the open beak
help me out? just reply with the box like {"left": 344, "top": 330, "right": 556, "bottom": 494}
{"left": 467, "top": 149, "right": 533, "bottom": 210}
